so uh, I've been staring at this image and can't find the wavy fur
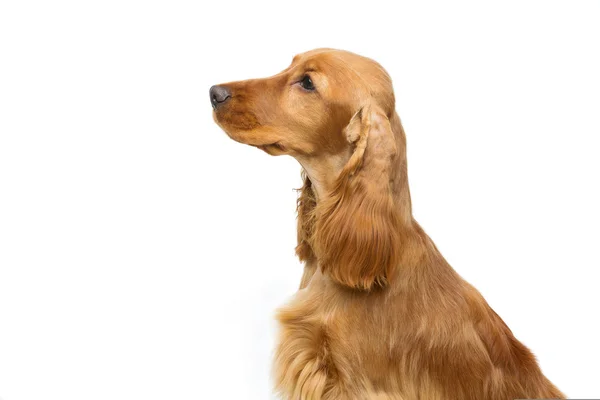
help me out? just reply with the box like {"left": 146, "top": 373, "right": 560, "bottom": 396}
{"left": 212, "top": 49, "right": 565, "bottom": 400}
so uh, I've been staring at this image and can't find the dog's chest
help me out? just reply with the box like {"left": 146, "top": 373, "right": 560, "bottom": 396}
{"left": 272, "top": 288, "right": 341, "bottom": 397}
{"left": 273, "top": 285, "right": 390, "bottom": 398}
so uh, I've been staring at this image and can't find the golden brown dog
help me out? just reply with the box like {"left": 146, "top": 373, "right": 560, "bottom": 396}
{"left": 211, "top": 49, "right": 564, "bottom": 400}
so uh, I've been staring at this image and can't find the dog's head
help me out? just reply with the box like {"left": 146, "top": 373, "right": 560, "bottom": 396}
{"left": 211, "top": 49, "right": 411, "bottom": 290}
{"left": 211, "top": 49, "right": 395, "bottom": 156}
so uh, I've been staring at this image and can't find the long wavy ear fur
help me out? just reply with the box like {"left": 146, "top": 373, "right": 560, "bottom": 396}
{"left": 295, "top": 172, "right": 317, "bottom": 263}
{"left": 312, "top": 104, "right": 402, "bottom": 290}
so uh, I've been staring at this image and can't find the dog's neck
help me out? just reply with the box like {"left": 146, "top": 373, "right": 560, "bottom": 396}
{"left": 387, "top": 112, "right": 413, "bottom": 226}
{"left": 296, "top": 152, "right": 349, "bottom": 202}
{"left": 294, "top": 113, "right": 428, "bottom": 290}
{"left": 295, "top": 112, "right": 413, "bottom": 224}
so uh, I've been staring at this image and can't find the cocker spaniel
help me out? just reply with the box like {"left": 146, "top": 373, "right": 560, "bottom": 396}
{"left": 210, "top": 48, "right": 564, "bottom": 400}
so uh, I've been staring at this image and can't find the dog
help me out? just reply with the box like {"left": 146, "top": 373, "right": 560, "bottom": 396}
{"left": 210, "top": 48, "right": 564, "bottom": 400}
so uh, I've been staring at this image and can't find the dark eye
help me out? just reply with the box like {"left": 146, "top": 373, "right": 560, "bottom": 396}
{"left": 299, "top": 75, "right": 315, "bottom": 91}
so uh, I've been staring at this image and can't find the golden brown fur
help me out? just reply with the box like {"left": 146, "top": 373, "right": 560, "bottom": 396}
{"left": 212, "top": 49, "right": 564, "bottom": 399}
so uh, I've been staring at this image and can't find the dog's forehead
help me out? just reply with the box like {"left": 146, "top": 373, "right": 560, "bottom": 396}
{"left": 291, "top": 50, "right": 384, "bottom": 79}
{"left": 290, "top": 49, "right": 351, "bottom": 69}
{"left": 292, "top": 48, "right": 336, "bottom": 62}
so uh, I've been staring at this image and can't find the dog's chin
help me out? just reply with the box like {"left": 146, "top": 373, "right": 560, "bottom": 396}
{"left": 254, "top": 142, "right": 287, "bottom": 156}
{"left": 214, "top": 119, "right": 288, "bottom": 156}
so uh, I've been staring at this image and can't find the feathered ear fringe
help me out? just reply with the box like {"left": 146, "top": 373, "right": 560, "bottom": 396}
{"left": 312, "top": 173, "right": 402, "bottom": 290}
{"left": 312, "top": 105, "right": 402, "bottom": 291}
{"left": 295, "top": 172, "right": 317, "bottom": 263}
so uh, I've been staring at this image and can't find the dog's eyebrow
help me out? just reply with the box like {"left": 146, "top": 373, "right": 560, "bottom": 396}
{"left": 279, "top": 63, "right": 318, "bottom": 79}
{"left": 275, "top": 62, "right": 301, "bottom": 78}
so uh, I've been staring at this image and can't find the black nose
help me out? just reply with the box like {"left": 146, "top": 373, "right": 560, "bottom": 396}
{"left": 209, "top": 85, "right": 231, "bottom": 109}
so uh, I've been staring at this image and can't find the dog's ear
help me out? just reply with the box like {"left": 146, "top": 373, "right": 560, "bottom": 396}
{"left": 313, "top": 104, "right": 402, "bottom": 290}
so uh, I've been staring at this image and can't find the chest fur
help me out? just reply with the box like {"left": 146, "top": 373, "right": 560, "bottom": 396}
{"left": 273, "top": 290, "right": 339, "bottom": 399}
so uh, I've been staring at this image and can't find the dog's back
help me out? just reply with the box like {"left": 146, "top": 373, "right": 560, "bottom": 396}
{"left": 275, "top": 221, "right": 564, "bottom": 399}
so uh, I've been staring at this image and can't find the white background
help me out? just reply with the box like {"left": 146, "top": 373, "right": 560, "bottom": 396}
{"left": 1, "top": 1, "right": 599, "bottom": 399}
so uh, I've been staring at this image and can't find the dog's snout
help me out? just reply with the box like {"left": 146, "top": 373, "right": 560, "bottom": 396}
{"left": 210, "top": 85, "right": 231, "bottom": 109}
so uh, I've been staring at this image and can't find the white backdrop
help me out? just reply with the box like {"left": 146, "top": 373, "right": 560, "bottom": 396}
{"left": 1, "top": 1, "right": 599, "bottom": 399}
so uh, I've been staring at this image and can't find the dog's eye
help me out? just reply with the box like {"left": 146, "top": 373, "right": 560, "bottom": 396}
{"left": 299, "top": 75, "right": 315, "bottom": 91}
